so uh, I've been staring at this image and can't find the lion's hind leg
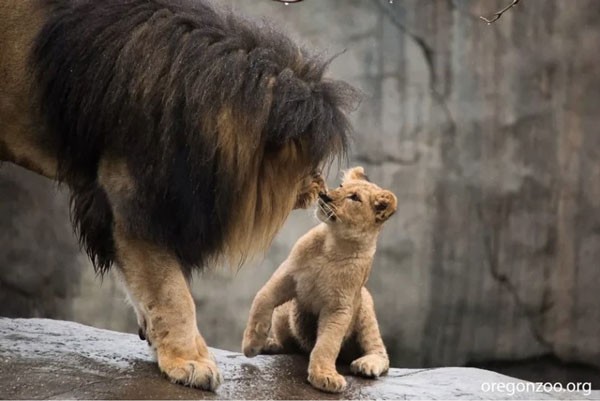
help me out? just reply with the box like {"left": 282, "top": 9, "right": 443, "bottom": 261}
{"left": 113, "top": 225, "right": 222, "bottom": 391}
{"left": 350, "top": 288, "right": 389, "bottom": 379}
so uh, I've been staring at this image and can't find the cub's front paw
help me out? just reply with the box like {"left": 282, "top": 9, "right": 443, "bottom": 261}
{"left": 159, "top": 356, "right": 222, "bottom": 391}
{"left": 242, "top": 324, "right": 269, "bottom": 357}
{"left": 350, "top": 354, "right": 389, "bottom": 378}
{"left": 308, "top": 367, "right": 347, "bottom": 393}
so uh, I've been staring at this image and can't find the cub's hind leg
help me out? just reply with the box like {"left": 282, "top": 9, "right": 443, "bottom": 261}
{"left": 113, "top": 224, "right": 222, "bottom": 391}
{"left": 262, "top": 301, "right": 299, "bottom": 354}
{"left": 350, "top": 288, "right": 389, "bottom": 378}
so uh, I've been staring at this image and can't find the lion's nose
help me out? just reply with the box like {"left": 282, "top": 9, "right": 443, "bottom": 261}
{"left": 318, "top": 192, "right": 333, "bottom": 203}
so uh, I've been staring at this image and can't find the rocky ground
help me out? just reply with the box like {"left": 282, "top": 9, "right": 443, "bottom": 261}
{"left": 0, "top": 318, "right": 596, "bottom": 400}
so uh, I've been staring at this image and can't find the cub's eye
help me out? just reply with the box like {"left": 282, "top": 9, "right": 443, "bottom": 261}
{"left": 339, "top": 184, "right": 343, "bottom": 188}
{"left": 348, "top": 193, "right": 361, "bottom": 202}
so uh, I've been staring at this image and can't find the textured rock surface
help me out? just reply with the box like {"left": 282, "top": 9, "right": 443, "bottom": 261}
{"left": 0, "top": 166, "right": 79, "bottom": 319}
{"left": 0, "top": 166, "right": 133, "bottom": 330}
{"left": 1, "top": 318, "right": 596, "bottom": 400}
{"left": 1, "top": 0, "right": 600, "bottom": 382}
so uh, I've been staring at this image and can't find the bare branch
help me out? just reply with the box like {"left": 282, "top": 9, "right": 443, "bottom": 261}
{"left": 480, "top": 0, "right": 520, "bottom": 24}
{"left": 272, "top": 0, "right": 304, "bottom": 3}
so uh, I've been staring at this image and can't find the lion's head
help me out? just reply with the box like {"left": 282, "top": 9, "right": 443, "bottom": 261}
{"left": 316, "top": 167, "right": 397, "bottom": 239}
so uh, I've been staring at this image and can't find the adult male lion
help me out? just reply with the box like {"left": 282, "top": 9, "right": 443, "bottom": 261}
{"left": 0, "top": 0, "right": 357, "bottom": 391}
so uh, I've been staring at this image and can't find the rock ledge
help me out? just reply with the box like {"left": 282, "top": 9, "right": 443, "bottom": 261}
{"left": 0, "top": 318, "right": 596, "bottom": 400}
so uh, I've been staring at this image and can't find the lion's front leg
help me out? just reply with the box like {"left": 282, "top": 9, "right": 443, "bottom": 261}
{"left": 113, "top": 225, "right": 222, "bottom": 391}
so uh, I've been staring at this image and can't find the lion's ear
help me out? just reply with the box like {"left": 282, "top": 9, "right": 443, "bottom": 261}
{"left": 374, "top": 190, "right": 397, "bottom": 223}
{"left": 342, "top": 166, "right": 369, "bottom": 183}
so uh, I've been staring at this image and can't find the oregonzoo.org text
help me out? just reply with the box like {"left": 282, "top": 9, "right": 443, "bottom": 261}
{"left": 481, "top": 381, "right": 592, "bottom": 396}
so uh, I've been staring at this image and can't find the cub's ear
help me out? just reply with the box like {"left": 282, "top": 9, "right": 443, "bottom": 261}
{"left": 342, "top": 166, "right": 369, "bottom": 183}
{"left": 374, "top": 190, "right": 397, "bottom": 223}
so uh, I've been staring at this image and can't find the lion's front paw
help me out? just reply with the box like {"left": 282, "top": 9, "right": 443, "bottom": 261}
{"left": 308, "top": 367, "right": 347, "bottom": 393}
{"left": 160, "top": 356, "right": 222, "bottom": 391}
{"left": 242, "top": 324, "right": 269, "bottom": 358}
{"left": 350, "top": 354, "right": 389, "bottom": 378}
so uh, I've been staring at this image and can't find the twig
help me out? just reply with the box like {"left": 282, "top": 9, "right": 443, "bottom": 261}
{"left": 480, "top": 0, "right": 520, "bottom": 23}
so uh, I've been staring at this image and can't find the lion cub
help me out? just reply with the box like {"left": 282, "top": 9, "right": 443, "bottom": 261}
{"left": 242, "top": 167, "right": 397, "bottom": 393}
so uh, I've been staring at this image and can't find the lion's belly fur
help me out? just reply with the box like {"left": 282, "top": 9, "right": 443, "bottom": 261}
{"left": 0, "top": 1, "right": 58, "bottom": 178}
{"left": 0, "top": 0, "right": 356, "bottom": 275}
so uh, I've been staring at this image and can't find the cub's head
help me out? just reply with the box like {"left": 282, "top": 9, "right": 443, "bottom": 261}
{"left": 316, "top": 167, "right": 397, "bottom": 237}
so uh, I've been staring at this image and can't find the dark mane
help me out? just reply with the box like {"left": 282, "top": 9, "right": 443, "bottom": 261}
{"left": 31, "top": 0, "right": 359, "bottom": 274}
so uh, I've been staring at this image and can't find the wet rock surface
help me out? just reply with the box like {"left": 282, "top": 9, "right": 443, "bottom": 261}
{"left": 1, "top": 319, "right": 596, "bottom": 400}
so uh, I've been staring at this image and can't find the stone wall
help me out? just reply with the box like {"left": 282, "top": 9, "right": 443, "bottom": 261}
{"left": 0, "top": 166, "right": 78, "bottom": 319}
{"left": 1, "top": 0, "right": 599, "bottom": 382}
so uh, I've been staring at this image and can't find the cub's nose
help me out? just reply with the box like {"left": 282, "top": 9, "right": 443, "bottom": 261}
{"left": 319, "top": 192, "right": 333, "bottom": 203}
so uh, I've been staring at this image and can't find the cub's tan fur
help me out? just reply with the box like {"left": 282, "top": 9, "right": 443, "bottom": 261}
{"left": 242, "top": 167, "right": 397, "bottom": 393}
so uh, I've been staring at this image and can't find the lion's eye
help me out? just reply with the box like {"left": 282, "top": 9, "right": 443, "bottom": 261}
{"left": 348, "top": 193, "right": 361, "bottom": 202}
